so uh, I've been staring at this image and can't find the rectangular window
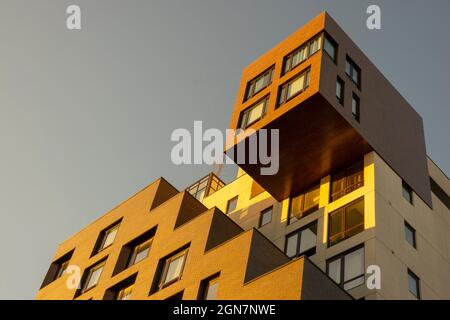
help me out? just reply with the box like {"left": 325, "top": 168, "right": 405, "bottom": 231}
{"left": 82, "top": 261, "right": 106, "bottom": 293}
{"left": 238, "top": 96, "right": 269, "bottom": 129}
{"left": 324, "top": 34, "right": 338, "bottom": 61}
{"left": 40, "top": 249, "right": 75, "bottom": 288}
{"left": 283, "top": 34, "right": 322, "bottom": 75}
{"left": 199, "top": 274, "right": 220, "bottom": 300}
{"left": 128, "top": 237, "right": 153, "bottom": 267}
{"left": 93, "top": 221, "right": 121, "bottom": 255}
{"left": 328, "top": 198, "right": 364, "bottom": 246}
{"left": 226, "top": 196, "right": 238, "bottom": 214}
{"left": 330, "top": 161, "right": 364, "bottom": 202}
{"left": 336, "top": 77, "right": 344, "bottom": 104}
{"left": 345, "top": 56, "right": 361, "bottom": 87}
{"left": 259, "top": 206, "right": 273, "bottom": 227}
{"left": 55, "top": 260, "right": 69, "bottom": 280}
{"left": 289, "top": 185, "right": 320, "bottom": 224}
{"left": 285, "top": 221, "right": 317, "bottom": 258}
{"left": 244, "top": 66, "right": 274, "bottom": 101}
{"left": 404, "top": 222, "right": 416, "bottom": 249}
{"left": 408, "top": 270, "right": 420, "bottom": 299}
{"left": 352, "top": 93, "right": 360, "bottom": 122}
{"left": 327, "top": 246, "right": 365, "bottom": 290}
{"left": 278, "top": 68, "right": 311, "bottom": 106}
{"left": 402, "top": 180, "right": 413, "bottom": 204}
{"left": 117, "top": 285, "right": 134, "bottom": 300}
{"left": 157, "top": 248, "right": 189, "bottom": 290}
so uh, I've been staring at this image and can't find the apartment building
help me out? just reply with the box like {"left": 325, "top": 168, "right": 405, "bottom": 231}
{"left": 36, "top": 12, "right": 450, "bottom": 300}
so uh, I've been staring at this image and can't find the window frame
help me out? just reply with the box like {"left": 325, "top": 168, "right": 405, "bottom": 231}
{"left": 402, "top": 180, "right": 414, "bottom": 205}
{"left": 198, "top": 273, "right": 220, "bottom": 300}
{"left": 288, "top": 184, "right": 320, "bottom": 224}
{"left": 284, "top": 221, "right": 318, "bottom": 258}
{"left": 407, "top": 269, "right": 421, "bottom": 299}
{"left": 116, "top": 284, "right": 134, "bottom": 300}
{"left": 351, "top": 93, "right": 360, "bottom": 122}
{"left": 336, "top": 76, "right": 345, "bottom": 105}
{"left": 226, "top": 196, "right": 238, "bottom": 214}
{"left": 238, "top": 95, "right": 269, "bottom": 129}
{"left": 282, "top": 33, "right": 322, "bottom": 75}
{"left": 326, "top": 245, "right": 365, "bottom": 290}
{"left": 329, "top": 161, "right": 364, "bottom": 203}
{"left": 323, "top": 33, "right": 338, "bottom": 62}
{"left": 244, "top": 66, "right": 274, "bottom": 101}
{"left": 158, "top": 248, "right": 189, "bottom": 290}
{"left": 277, "top": 67, "right": 311, "bottom": 107}
{"left": 404, "top": 221, "right": 417, "bottom": 249}
{"left": 258, "top": 206, "right": 273, "bottom": 228}
{"left": 82, "top": 260, "right": 106, "bottom": 293}
{"left": 127, "top": 237, "right": 153, "bottom": 267}
{"left": 328, "top": 197, "right": 365, "bottom": 247}
{"left": 345, "top": 56, "right": 361, "bottom": 88}
{"left": 93, "top": 220, "right": 122, "bottom": 256}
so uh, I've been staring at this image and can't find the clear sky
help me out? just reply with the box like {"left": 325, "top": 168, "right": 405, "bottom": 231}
{"left": 0, "top": 0, "right": 449, "bottom": 299}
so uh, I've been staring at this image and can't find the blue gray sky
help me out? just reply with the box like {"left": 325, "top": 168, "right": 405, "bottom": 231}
{"left": 0, "top": 0, "right": 449, "bottom": 299}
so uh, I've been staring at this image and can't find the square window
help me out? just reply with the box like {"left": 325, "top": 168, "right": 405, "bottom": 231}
{"left": 327, "top": 246, "right": 365, "bottom": 290}
{"left": 226, "top": 196, "right": 238, "bottom": 214}
{"left": 285, "top": 222, "right": 317, "bottom": 258}
{"left": 82, "top": 261, "right": 106, "bottom": 293}
{"left": 128, "top": 238, "right": 153, "bottom": 267}
{"left": 404, "top": 222, "right": 416, "bottom": 248}
{"left": 328, "top": 198, "right": 364, "bottom": 247}
{"left": 93, "top": 221, "right": 121, "bottom": 255}
{"left": 259, "top": 206, "right": 273, "bottom": 227}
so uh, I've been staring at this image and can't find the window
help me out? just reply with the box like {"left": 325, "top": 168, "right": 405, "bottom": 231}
{"left": 283, "top": 34, "right": 322, "bottom": 74}
{"left": 278, "top": 68, "right": 311, "bottom": 106}
{"left": 40, "top": 249, "right": 75, "bottom": 288}
{"left": 93, "top": 221, "right": 121, "bottom": 255}
{"left": 408, "top": 270, "right": 420, "bottom": 299}
{"left": 128, "top": 238, "right": 153, "bottom": 267}
{"left": 404, "top": 222, "right": 416, "bottom": 249}
{"left": 324, "top": 34, "right": 338, "bottom": 61}
{"left": 55, "top": 260, "right": 69, "bottom": 280}
{"left": 82, "top": 261, "right": 106, "bottom": 293}
{"left": 327, "top": 246, "right": 365, "bottom": 290}
{"left": 259, "top": 206, "right": 273, "bottom": 227}
{"left": 351, "top": 94, "right": 360, "bottom": 122}
{"left": 285, "top": 222, "right": 317, "bottom": 258}
{"left": 402, "top": 180, "right": 413, "bottom": 204}
{"left": 330, "top": 161, "right": 364, "bottom": 202}
{"left": 226, "top": 196, "right": 238, "bottom": 214}
{"left": 157, "top": 248, "right": 189, "bottom": 290}
{"left": 244, "top": 67, "right": 274, "bottom": 101}
{"left": 345, "top": 56, "right": 361, "bottom": 87}
{"left": 336, "top": 77, "right": 344, "bottom": 104}
{"left": 199, "top": 274, "right": 220, "bottom": 300}
{"left": 328, "top": 198, "right": 364, "bottom": 246}
{"left": 116, "top": 285, "right": 134, "bottom": 300}
{"left": 289, "top": 185, "right": 320, "bottom": 224}
{"left": 238, "top": 96, "right": 269, "bottom": 129}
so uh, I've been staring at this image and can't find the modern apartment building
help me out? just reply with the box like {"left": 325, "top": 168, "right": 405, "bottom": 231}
{"left": 36, "top": 12, "right": 450, "bottom": 300}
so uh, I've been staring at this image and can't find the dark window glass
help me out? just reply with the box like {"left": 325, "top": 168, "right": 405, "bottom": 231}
{"left": 238, "top": 96, "right": 269, "bottom": 129}
{"left": 328, "top": 198, "right": 364, "bottom": 246}
{"left": 327, "top": 246, "right": 365, "bottom": 290}
{"left": 259, "top": 206, "right": 273, "bottom": 227}
{"left": 226, "top": 196, "right": 238, "bottom": 214}
{"left": 330, "top": 161, "right": 364, "bottom": 202}
{"left": 345, "top": 56, "right": 361, "bottom": 87}
{"left": 404, "top": 222, "right": 416, "bottom": 248}
{"left": 324, "top": 35, "right": 337, "bottom": 61}
{"left": 352, "top": 93, "right": 360, "bottom": 122}
{"left": 402, "top": 181, "right": 413, "bottom": 204}
{"left": 285, "top": 222, "right": 317, "bottom": 258}
{"left": 336, "top": 77, "right": 344, "bottom": 104}
{"left": 289, "top": 185, "right": 320, "bottom": 224}
{"left": 408, "top": 270, "right": 420, "bottom": 299}
{"left": 244, "top": 67, "right": 274, "bottom": 101}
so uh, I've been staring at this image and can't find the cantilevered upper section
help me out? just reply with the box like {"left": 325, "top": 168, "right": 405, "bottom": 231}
{"left": 225, "top": 12, "right": 432, "bottom": 207}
